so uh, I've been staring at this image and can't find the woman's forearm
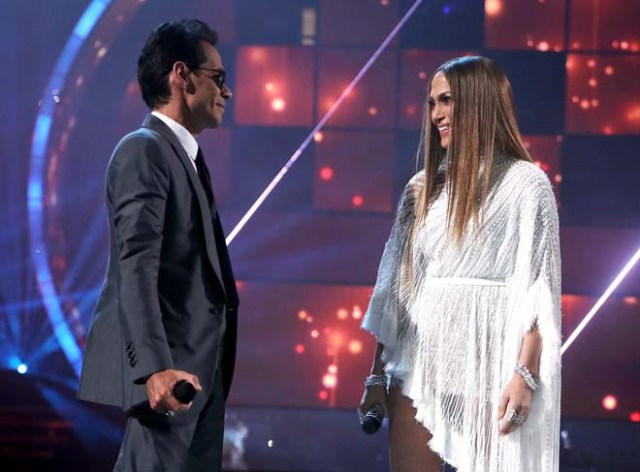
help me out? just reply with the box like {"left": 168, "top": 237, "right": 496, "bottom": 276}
{"left": 369, "top": 343, "right": 386, "bottom": 376}
{"left": 518, "top": 325, "right": 542, "bottom": 376}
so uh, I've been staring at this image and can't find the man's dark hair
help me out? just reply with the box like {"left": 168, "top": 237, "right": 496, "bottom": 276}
{"left": 137, "top": 19, "right": 218, "bottom": 109}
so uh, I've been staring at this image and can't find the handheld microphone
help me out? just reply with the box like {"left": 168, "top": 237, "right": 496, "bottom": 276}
{"left": 360, "top": 405, "right": 384, "bottom": 434}
{"left": 173, "top": 379, "right": 197, "bottom": 403}
{"left": 127, "top": 380, "right": 196, "bottom": 419}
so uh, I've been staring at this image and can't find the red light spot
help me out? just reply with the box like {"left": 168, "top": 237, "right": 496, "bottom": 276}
{"left": 418, "top": 71, "right": 427, "bottom": 80}
{"left": 323, "top": 373, "right": 337, "bottom": 388}
{"left": 485, "top": 0, "right": 503, "bottom": 17}
{"left": 368, "top": 106, "right": 378, "bottom": 116}
{"left": 627, "top": 106, "right": 640, "bottom": 122}
{"left": 630, "top": 411, "right": 640, "bottom": 422}
{"left": 349, "top": 340, "right": 363, "bottom": 354}
{"left": 235, "top": 280, "right": 245, "bottom": 290}
{"left": 406, "top": 105, "right": 417, "bottom": 116}
{"left": 298, "top": 310, "right": 308, "bottom": 320}
{"left": 620, "top": 41, "right": 629, "bottom": 50}
{"left": 588, "top": 78, "right": 598, "bottom": 88}
{"left": 250, "top": 48, "right": 265, "bottom": 62}
{"left": 602, "top": 395, "right": 618, "bottom": 411}
{"left": 623, "top": 297, "right": 638, "bottom": 306}
{"left": 319, "top": 166, "right": 334, "bottom": 181}
{"left": 310, "top": 329, "right": 319, "bottom": 339}
{"left": 537, "top": 41, "right": 550, "bottom": 52}
{"left": 295, "top": 344, "right": 305, "bottom": 354}
{"left": 337, "top": 308, "right": 348, "bottom": 320}
{"left": 314, "top": 132, "right": 324, "bottom": 143}
{"left": 352, "top": 195, "right": 364, "bottom": 207}
{"left": 328, "top": 364, "right": 338, "bottom": 374}
{"left": 271, "top": 98, "right": 286, "bottom": 112}
{"left": 318, "top": 390, "right": 329, "bottom": 400}
{"left": 329, "top": 332, "right": 344, "bottom": 348}
{"left": 580, "top": 99, "right": 590, "bottom": 110}
{"left": 604, "top": 66, "right": 614, "bottom": 76}
{"left": 587, "top": 59, "right": 597, "bottom": 68}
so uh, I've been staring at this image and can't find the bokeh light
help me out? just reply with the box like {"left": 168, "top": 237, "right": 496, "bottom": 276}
{"left": 602, "top": 395, "right": 618, "bottom": 411}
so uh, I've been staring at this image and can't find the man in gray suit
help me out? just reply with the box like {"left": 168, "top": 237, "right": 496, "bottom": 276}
{"left": 78, "top": 19, "right": 238, "bottom": 471}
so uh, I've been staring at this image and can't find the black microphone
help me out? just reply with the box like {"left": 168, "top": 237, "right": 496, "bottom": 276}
{"left": 360, "top": 405, "right": 384, "bottom": 434}
{"left": 127, "top": 380, "right": 196, "bottom": 419}
{"left": 173, "top": 379, "right": 197, "bottom": 403}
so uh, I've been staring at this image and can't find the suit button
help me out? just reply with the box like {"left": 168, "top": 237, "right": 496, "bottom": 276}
{"left": 211, "top": 303, "right": 224, "bottom": 315}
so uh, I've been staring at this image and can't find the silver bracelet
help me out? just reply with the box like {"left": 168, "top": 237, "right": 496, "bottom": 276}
{"left": 364, "top": 374, "right": 388, "bottom": 388}
{"left": 515, "top": 363, "right": 538, "bottom": 392}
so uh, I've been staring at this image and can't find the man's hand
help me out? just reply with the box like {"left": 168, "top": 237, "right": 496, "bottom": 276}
{"left": 146, "top": 369, "right": 202, "bottom": 414}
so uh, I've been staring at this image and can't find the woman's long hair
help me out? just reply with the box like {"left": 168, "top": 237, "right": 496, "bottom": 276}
{"left": 405, "top": 56, "right": 533, "bottom": 279}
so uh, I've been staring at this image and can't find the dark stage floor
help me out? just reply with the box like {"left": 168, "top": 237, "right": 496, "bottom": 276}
{"left": 1, "top": 371, "right": 639, "bottom": 471}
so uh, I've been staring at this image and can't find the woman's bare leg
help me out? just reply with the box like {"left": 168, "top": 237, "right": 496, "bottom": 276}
{"left": 388, "top": 384, "right": 443, "bottom": 472}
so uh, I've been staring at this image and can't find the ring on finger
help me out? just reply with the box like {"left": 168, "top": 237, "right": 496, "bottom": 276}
{"left": 506, "top": 408, "right": 525, "bottom": 425}
{"left": 164, "top": 410, "right": 176, "bottom": 417}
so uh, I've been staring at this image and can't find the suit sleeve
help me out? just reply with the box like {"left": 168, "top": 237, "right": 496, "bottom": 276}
{"left": 107, "top": 134, "right": 174, "bottom": 384}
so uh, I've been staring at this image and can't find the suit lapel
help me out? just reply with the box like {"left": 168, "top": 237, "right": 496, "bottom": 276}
{"left": 141, "top": 115, "right": 225, "bottom": 294}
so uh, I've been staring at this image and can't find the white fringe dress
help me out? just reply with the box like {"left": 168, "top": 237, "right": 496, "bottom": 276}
{"left": 362, "top": 159, "right": 561, "bottom": 472}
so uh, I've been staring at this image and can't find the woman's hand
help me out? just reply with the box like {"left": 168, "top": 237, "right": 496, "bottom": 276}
{"left": 497, "top": 374, "right": 532, "bottom": 435}
{"left": 359, "top": 384, "right": 388, "bottom": 420}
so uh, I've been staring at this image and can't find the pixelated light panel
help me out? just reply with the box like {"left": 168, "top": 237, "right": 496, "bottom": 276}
{"left": 319, "top": 0, "right": 399, "bottom": 46}
{"left": 399, "top": 50, "right": 477, "bottom": 129}
{"left": 314, "top": 130, "right": 394, "bottom": 212}
{"left": 561, "top": 294, "right": 640, "bottom": 421}
{"left": 235, "top": 46, "right": 315, "bottom": 126}
{"left": 566, "top": 54, "right": 640, "bottom": 134}
{"left": 231, "top": 282, "right": 377, "bottom": 409}
{"left": 522, "top": 135, "right": 562, "bottom": 203}
{"left": 317, "top": 49, "right": 398, "bottom": 128}
{"left": 569, "top": 0, "right": 640, "bottom": 52}
{"left": 484, "top": 0, "right": 565, "bottom": 52}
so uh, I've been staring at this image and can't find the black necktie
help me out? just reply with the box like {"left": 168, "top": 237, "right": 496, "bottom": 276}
{"left": 194, "top": 149, "right": 215, "bottom": 212}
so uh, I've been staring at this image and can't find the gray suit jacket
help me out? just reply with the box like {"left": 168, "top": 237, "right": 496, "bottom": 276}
{"left": 78, "top": 115, "right": 238, "bottom": 419}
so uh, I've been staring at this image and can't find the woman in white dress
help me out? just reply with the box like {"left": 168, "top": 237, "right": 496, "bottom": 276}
{"left": 359, "top": 56, "right": 561, "bottom": 472}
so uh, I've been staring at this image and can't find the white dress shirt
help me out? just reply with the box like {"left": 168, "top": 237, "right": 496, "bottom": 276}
{"left": 151, "top": 111, "right": 198, "bottom": 172}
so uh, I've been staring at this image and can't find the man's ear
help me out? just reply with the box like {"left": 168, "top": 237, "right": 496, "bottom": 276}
{"left": 172, "top": 62, "right": 191, "bottom": 91}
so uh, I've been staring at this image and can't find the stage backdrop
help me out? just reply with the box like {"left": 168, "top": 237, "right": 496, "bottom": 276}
{"left": 1, "top": 0, "right": 639, "bottom": 428}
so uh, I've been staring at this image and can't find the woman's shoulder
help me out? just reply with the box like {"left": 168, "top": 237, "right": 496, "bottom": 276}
{"left": 498, "top": 159, "right": 558, "bottom": 217}
{"left": 503, "top": 159, "right": 554, "bottom": 195}
{"left": 396, "top": 170, "right": 425, "bottom": 197}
